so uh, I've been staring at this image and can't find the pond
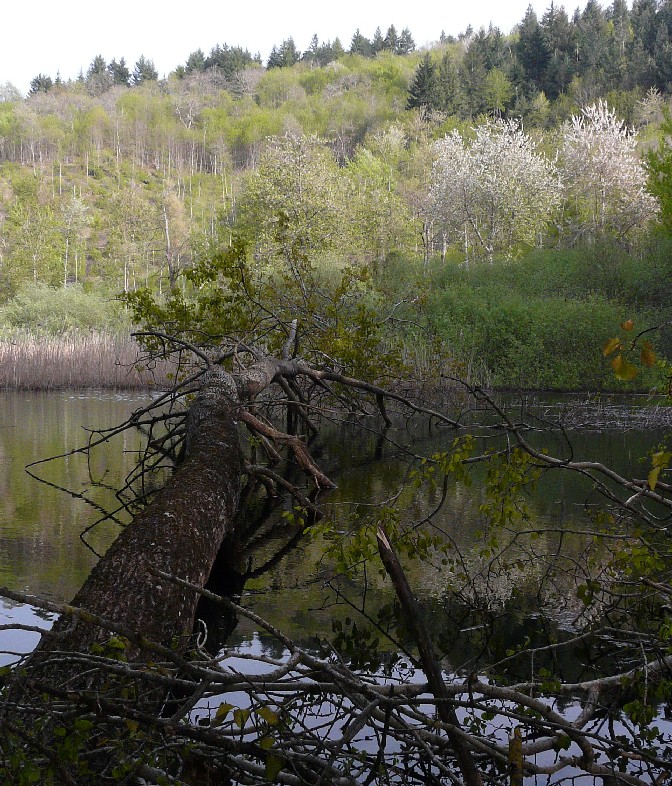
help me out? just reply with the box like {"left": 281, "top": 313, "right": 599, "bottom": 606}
{"left": 1, "top": 390, "right": 670, "bottom": 784}
{"left": 0, "top": 389, "right": 667, "bottom": 661}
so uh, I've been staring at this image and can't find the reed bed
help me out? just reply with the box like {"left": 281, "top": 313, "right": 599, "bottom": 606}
{"left": 0, "top": 331, "right": 173, "bottom": 390}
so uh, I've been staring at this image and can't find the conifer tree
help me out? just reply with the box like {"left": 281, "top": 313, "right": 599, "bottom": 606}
{"left": 397, "top": 28, "right": 416, "bottom": 55}
{"left": 185, "top": 49, "right": 206, "bottom": 74}
{"left": 133, "top": 56, "right": 159, "bottom": 85}
{"left": 266, "top": 38, "right": 299, "bottom": 69}
{"left": 436, "top": 53, "right": 464, "bottom": 115}
{"left": 372, "top": 27, "right": 385, "bottom": 54}
{"left": 28, "top": 74, "right": 53, "bottom": 95}
{"left": 350, "top": 29, "right": 373, "bottom": 57}
{"left": 383, "top": 25, "right": 399, "bottom": 52}
{"left": 331, "top": 37, "right": 346, "bottom": 60}
{"left": 407, "top": 53, "right": 438, "bottom": 111}
{"left": 108, "top": 58, "right": 131, "bottom": 86}
{"left": 517, "top": 6, "right": 550, "bottom": 94}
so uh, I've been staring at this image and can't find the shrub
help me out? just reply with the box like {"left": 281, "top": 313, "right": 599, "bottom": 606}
{"left": 0, "top": 283, "right": 130, "bottom": 335}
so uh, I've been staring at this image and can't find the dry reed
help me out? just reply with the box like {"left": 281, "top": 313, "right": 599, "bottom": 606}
{"left": 0, "top": 331, "right": 173, "bottom": 390}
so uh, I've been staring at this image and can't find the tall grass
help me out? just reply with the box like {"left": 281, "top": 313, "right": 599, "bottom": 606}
{"left": 0, "top": 331, "right": 172, "bottom": 390}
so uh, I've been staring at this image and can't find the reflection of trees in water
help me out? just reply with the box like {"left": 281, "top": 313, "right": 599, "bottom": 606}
{"left": 1, "top": 373, "right": 672, "bottom": 784}
{"left": 0, "top": 392, "right": 152, "bottom": 596}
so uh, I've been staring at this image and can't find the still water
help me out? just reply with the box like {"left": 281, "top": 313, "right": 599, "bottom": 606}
{"left": 0, "top": 390, "right": 667, "bottom": 661}
{"left": 1, "top": 390, "right": 671, "bottom": 786}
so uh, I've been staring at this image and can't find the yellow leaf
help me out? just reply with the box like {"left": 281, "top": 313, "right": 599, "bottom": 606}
{"left": 641, "top": 342, "right": 656, "bottom": 367}
{"left": 648, "top": 466, "right": 662, "bottom": 491}
{"left": 602, "top": 337, "right": 622, "bottom": 357}
{"left": 621, "top": 319, "right": 635, "bottom": 331}
{"left": 257, "top": 706, "right": 280, "bottom": 726}
{"left": 233, "top": 708, "right": 251, "bottom": 729}
{"left": 125, "top": 719, "right": 139, "bottom": 733}
{"left": 212, "top": 702, "right": 234, "bottom": 725}
{"left": 648, "top": 451, "right": 672, "bottom": 490}
{"left": 611, "top": 354, "right": 638, "bottom": 381}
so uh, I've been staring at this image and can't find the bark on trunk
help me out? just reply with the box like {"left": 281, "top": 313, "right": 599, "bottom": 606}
{"left": 36, "top": 395, "right": 243, "bottom": 661}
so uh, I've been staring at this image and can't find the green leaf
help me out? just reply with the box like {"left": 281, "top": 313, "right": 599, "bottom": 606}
{"left": 233, "top": 708, "right": 251, "bottom": 729}
{"left": 265, "top": 755, "right": 284, "bottom": 782}
{"left": 648, "top": 451, "right": 672, "bottom": 490}
{"left": 552, "top": 734, "right": 571, "bottom": 751}
{"left": 258, "top": 735, "right": 274, "bottom": 750}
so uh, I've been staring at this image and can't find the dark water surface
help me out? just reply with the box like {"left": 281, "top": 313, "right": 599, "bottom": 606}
{"left": 0, "top": 390, "right": 667, "bottom": 664}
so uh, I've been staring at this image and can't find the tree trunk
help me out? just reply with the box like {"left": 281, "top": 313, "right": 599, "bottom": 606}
{"left": 35, "top": 394, "right": 243, "bottom": 663}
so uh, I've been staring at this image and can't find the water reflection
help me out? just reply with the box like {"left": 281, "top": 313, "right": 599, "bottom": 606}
{"left": 0, "top": 390, "right": 152, "bottom": 599}
{"left": 0, "top": 391, "right": 667, "bottom": 658}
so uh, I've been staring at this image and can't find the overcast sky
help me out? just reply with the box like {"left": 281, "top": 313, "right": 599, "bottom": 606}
{"left": 3, "top": 0, "right": 557, "bottom": 95}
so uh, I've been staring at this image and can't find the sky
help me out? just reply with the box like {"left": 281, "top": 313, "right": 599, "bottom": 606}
{"left": 3, "top": 0, "right": 558, "bottom": 95}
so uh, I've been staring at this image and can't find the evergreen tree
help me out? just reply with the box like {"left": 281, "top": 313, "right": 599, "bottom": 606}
{"left": 397, "top": 28, "right": 416, "bottom": 55}
{"left": 350, "top": 29, "right": 372, "bottom": 57}
{"left": 607, "top": 0, "right": 631, "bottom": 58}
{"left": 436, "top": 52, "right": 465, "bottom": 115}
{"left": 87, "top": 55, "right": 107, "bottom": 78}
{"left": 133, "top": 56, "right": 159, "bottom": 85}
{"left": 604, "top": 0, "right": 631, "bottom": 87}
{"left": 406, "top": 53, "right": 438, "bottom": 112}
{"left": 654, "top": 20, "right": 672, "bottom": 89}
{"left": 266, "top": 46, "right": 282, "bottom": 69}
{"left": 331, "top": 37, "right": 346, "bottom": 60}
{"left": 28, "top": 74, "right": 53, "bottom": 95}
{"left": 86, "top": 55, "right": 112, "bottom": 95}
{"left": 383, "top": 25, "right": 399, "bottom": 52}
{"left": 576, "top": 0, "right": 609, "bottom": 81}
{"left": 371, "top": 27, "right": 385, "bottom": 54}
{"left": 185, "top": 49, "right": 206, "bottom": 74}
{"left": 205, "top": 45, "right": 256, "bottom": 79}
{"left": 108, "top": 58, "right": 130, "bottom": 86}
{"left": 541, "top": 2, "right": 577, "bottom": 98}
{"left": 460, "top": 39, "right": 490, "bottom": 115}
{"left": 266, "top": 38, "right": 299, "bottom": 69}
{"left": 630, "top": 0, "right": 659, "bottom": 55}
{"left": 517, "top": 6, "right": 550, "bottom": 94}
{"left": 303, "top": 34, "right": 320, "bottom": 65}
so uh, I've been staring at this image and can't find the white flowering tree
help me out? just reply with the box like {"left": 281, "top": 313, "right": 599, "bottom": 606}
{"left": 429, "top": 120, "right": 561, "bottom": 263}
{"left": 560, "top": 101, "right": 658, "bottom": 243}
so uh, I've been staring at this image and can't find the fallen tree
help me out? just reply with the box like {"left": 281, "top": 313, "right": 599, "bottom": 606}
{"left": 2, "top": 237, "right": 672, "bottom": 784}
{"left": 2, "top": 342, "right": 672, "bottom": 785}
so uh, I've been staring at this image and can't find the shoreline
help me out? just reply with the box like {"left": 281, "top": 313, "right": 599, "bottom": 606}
{"left": 0, "top": 331, "right": 172, "bottom": 391}
{"left": 2, "top": 334, "right": 670, "bottom": 432}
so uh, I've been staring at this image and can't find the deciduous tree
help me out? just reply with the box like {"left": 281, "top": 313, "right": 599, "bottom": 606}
{"left": 560, "top": 100, "right": 658, "bottom": 242}
{"left": 430, "top": 120, "right": 561, "bottom": 262}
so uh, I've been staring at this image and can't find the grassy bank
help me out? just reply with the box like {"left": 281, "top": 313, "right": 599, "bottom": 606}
{"left": 0, "top": 331, "right": 171, "bottom": 390}
{"left": 423, "top": 240, "right": 672, "bottom": 392}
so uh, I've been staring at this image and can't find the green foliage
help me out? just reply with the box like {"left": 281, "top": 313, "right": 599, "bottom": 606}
{"left": 0, "top": 28, "right": 670, "bottom": 390}
{"left": 427, "top": 245, "right": 671, "bottom": 390}
{"left": 646, "top": 110, "right": 672, "bottom": 231}
{"left": 124, "top": 235, "right": 401, "bottom": 382}
{"left": 0, "top": 283, "right": 129, "bottom": 335}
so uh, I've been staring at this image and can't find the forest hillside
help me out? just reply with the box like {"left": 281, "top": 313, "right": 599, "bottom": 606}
{"left": 1, "top": 0, "right": 672, "bottom": 390}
